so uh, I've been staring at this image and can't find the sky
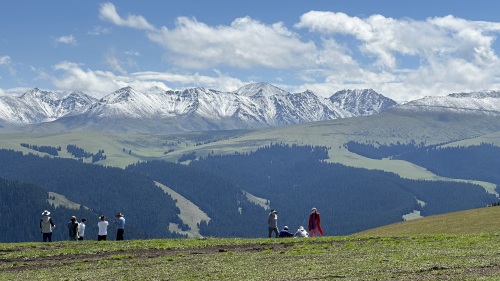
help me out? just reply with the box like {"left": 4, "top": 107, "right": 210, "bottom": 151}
{"left": 1, "top": 1, "right": 500, "bottom": 102}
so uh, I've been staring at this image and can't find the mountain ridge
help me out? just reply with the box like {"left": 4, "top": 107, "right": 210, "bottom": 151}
{"left": 0, "top": 83, "right": 393, "bottom": 133}
{"left": 1, "top": 83, "right": 500, "bottom": 134}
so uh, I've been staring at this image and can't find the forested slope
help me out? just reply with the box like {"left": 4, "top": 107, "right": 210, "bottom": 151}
{"left": 0, "top": 149, "right": 182, "bottom": 241}
{"left": 394, "top": 143, "right": 500, "bottom": 187}
{"left": 132, "top": 144, "right": 496, "bottom": 236}
{"left": 0, "top": 178, "right": 98, "bottom": 242}
{"left": 126, "top": 161, "right": 267, "bottom": 237}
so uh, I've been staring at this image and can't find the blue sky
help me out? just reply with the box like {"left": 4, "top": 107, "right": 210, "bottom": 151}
{"left": 1, "top": 1, "right": 500, "bottom": 102}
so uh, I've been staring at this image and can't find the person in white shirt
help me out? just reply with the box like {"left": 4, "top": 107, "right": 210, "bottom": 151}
{"left": 294, "top": 226, "right": 309, "bottom": 238}
{"left": 78, "top": 218, "right": 86, "bottom": 240}
{"left": 97, "top": 215, "right": 109, "bottom": 241}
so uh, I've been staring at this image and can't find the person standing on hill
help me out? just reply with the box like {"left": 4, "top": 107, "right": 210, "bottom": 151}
{"left": 97, "top": 215, "right": 108, "bottom": 241}
{"left": 308, "top": 207, "right": 323, "bottom": 237}
{"left": 78, "top": 218, "right": 86, "bottom": 241}
{"left": 115, "top": 212, "right": 125, "bottom": 240}
{"left": 40, "top": 210, "right": 55, "bottom": 242}
{"left": 68, "top": 216, "right": 79, "bottom": 241}
{"left": 267, "top": 209, "right": 279, "bottom": 238}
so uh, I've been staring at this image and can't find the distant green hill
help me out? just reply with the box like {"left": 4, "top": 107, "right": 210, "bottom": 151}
{"left": 356, "top": 205, "right": 500, "bottom": 236}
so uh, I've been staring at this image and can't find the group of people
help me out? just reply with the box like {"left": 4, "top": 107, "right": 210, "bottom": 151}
{"left": 39, "top": 210, "right": 126, "bottom": 242}
{"left": 41, "top": 207, "right": 320, "bottom": 242}
{"left": 267, "top": 207, "right": 323, "bottom": 238}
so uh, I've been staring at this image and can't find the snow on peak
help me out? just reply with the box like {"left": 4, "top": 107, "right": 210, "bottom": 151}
{"left": 329, "top": 89, "right": 398, "bottom": 116}
{"left": 397, "top": 90, "right": 500, "bottom": 115}
{"left": 0, "top": 84, "right": 415, "bottom": 132}
{"left": 234, "top": 82, "right": 288, "bottom": 97}
{"left": 448, "top": 91, "right": 500, "bottom": 99}
{"left": 99, "top": 86, "right": 140, "bottom": 104}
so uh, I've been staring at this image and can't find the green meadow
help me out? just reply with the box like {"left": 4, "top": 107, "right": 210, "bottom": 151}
{"left": 3, "top": 206, "right": 500, "bottom": 280}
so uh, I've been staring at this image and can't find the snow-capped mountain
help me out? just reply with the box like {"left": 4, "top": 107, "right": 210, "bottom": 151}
{"left": 330, "top": 89, "right": 398, "bottom": 116}
{"left": 5, "top": 83, "right": 500, "bottom": 134}
{"left": 396, "top": 91, "right": 500, "bottom": 115}
{"left": 0, "top": 83, "right": 397, "bottom": 133}
{"left": 0, "top": 88, "right": 97, "bottom": 126}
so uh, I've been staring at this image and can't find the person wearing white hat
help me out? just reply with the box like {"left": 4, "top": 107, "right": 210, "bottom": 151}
{"left": 267, "top": 209, "right": 279, "bottom": 238}
{"left": 115, "top": 212, "right": 125, "bottom": 240}
{"left": 294, "top": 226, "right": 309, "bottom": 238}
{"left": 40, "top": 210, "right": 55, "bottom": 242}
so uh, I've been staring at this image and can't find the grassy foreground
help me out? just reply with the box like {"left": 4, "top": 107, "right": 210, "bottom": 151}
{"left": 2, "top": 234, "right": 500, "bottom": 280}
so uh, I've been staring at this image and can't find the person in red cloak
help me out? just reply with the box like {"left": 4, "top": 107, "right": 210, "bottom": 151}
{"left": 308, "top": 207, "right": 323, "bottom": 237}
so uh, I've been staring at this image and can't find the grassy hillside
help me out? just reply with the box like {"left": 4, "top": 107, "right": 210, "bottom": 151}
{"left": 1, "top": 111, "right": 499, "bottom": 171}
{"left": 3, "top": 202, "right": 500, "bottom": 280}
{"left": 356, "top": 205, "right": 500, "bottom": 236}
{"left": 1, "top": 128, "right": 496, "bottom": 194}
{"left": 2, "top": 233, "right": 500, "bottom": 280}
{"left": 0, "top": 116, "right": 497, "bottom": 193}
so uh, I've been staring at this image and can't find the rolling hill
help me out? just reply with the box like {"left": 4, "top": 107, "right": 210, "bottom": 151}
{"left": 356, "top": 205, "right": 500, "bottom": 236}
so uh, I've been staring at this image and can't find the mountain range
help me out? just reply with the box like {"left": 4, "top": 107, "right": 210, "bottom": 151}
{"left": 2, "top": 82, "right": 499, "bottom": 134}
{"left": 0, "top": 83, "right": 399, "bottom": 133}
{"left": 1, "top": 82, "right": 500, "bottom": 241}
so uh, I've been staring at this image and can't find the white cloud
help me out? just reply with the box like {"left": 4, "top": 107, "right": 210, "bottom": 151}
{"left": 88, "top": 26, "right": 111, "bottom": 36}
{"left": 125, "top": 50, "right": 141, "bottom": 56}
{"left": 292, "top": 11, "right": 500, "bottom": 100}
{"left": 48, "top": 61, "right": 246, "bottom": 97}
{"left": 51, "top": 61, "right": 122, "bottom": 97}
{"left": 0, "top": 55, "right": 17, "bottom": 77}
{"left": 297, "top": 11, "right": 448, "bottom": 68}
{"left": 132, "top": 70, "right": 245, "bottom": 92}
{"left": 104, "top": 49, "right": 127, "bottom": 75}
{"left": 55, "top": 35, "right": 77, "bottom": 46}
{"left": 89, "top": 5, "right": 500, "bottom": 101}
{"left": 99, "top": 4, "right": 318, "bottom": 70}
{"left": 0, "top": 55, "right": 11, "bottom": 65}
{"left": 296, "top": 11, "right": 500, "bottom": 69}
{"left": 106, "top": 56, "right": 127, "bottom": 75}
{"left": 99, "top": 2, "right": 155, "bottom": 31}
{"left": 0, "top": 87, "right": 33, "bottom": 96}
{"left": 147, "top": 16, "right": 317, "bottom": 70}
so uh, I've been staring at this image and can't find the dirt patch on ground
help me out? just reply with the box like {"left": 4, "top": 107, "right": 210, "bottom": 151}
{"left": 0, "top": 242, "right": 294, "bottom": 273}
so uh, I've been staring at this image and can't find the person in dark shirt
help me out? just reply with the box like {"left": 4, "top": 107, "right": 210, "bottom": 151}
{"left": 67, "top": 216, "right": 79, "bottom": 241}
{"left": 279, "top": 226, "right": 294, "bottom": 238}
